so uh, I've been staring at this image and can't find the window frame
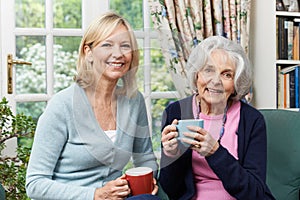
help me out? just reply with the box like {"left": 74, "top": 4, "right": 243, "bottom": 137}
{"left": 123, "top": 0, "right": 180, "bottom": 131}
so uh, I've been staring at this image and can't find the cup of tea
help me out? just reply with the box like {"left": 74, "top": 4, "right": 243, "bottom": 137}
{"left": 125, "top": 167, "right": 153, "bottom": 196}
{"left": 176, "top": 119, "right": 204, "bottom": 146}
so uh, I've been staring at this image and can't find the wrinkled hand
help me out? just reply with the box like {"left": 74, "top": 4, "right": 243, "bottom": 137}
{"left": 94, "top": 175, "right": 130, "bottom": 200}
{"left": 161, "top": 119, "right": 179, "bottom": 156}
{"left": 182, "top": 125, "right": 219, "bottom": 157}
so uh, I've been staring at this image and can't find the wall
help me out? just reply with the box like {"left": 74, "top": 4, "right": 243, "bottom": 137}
{"left": 250, "top": 0, "right": 277, "bottom": 108}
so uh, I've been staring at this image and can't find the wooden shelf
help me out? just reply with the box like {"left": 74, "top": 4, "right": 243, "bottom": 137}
{"left": 276, "top": 11, "right": 300, "bottom": 17}
{"left": 276, "top": 60, "right": 300, "bottom": 65}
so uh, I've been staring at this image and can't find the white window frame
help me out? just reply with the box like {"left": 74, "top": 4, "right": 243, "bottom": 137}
{"left": 127, "top": 0, "right": 180, "bottom": 128}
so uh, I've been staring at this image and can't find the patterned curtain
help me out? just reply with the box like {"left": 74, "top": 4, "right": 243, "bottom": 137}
{"left": 149, "top": 0, "right": 252, "bottom": 98}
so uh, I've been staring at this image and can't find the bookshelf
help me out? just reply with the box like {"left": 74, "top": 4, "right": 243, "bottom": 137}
{"left": 276, "top": 10, "right": 300, "bottom": 109}
{"left": 250, "top": 0, "right": 300, "bottom": 109}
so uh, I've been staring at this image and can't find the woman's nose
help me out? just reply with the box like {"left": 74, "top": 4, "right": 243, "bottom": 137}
{"left": 111, "top": 45, "right": 124, "bottom": 58}
{"left": 210, "top": 72, "right": 222, "bottom": 83}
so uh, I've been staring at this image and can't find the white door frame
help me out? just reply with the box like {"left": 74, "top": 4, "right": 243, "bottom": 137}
{"left": 1, "top": 0, "right": 15, "bottom": 107}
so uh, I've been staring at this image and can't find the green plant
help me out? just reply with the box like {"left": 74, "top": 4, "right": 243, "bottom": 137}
{"left": 0, "top": 97, "right": 36, "bottom": 200}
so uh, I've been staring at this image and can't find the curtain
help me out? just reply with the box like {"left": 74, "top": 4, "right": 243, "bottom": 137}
{"left": 149, "top": 0, "right": 252, "bottom": 98}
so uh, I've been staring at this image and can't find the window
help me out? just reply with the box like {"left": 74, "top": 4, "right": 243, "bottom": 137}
{"left": 12, "top": 0, "right": 178, "bottom": 153}
{"left": 110, "top": 0, "right": 178, "bottom": 151}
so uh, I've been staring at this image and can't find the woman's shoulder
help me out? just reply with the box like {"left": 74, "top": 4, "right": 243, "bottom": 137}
{"left": 165, "top": 95, "right": 193, "bottom": 110}
{"left": 117, "top": 90, "right": 147, "bottom": 111}
{"left": 54, "top": 83, "right": 76, "bottom": 96}
{"left": 163, "top": 95, "right": 194, "bottom": 120}
{"left": 120, "top": 90, "right": 145, "bottom": 102}
{"left": 46, "top": 84, "right": 76, "bottom": 109}
{"left": 240, "top": 100, "right": 264, "bottom": 120}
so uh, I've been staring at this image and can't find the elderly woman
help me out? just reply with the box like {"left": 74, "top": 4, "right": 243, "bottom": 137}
{"left": 159, "top": 36, "right": 275, "bottom": 200}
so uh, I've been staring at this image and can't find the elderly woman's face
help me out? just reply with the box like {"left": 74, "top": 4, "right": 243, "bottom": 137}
{"left": 196, "top": 49, "right": 235, "bottom": 106}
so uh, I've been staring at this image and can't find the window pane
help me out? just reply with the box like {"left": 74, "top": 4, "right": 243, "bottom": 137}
{"left": 16, "top": 36, "right": 46, "bottom": 94}
{"left": 54, "top": 36, "right": 80, "bottom": 93}
{"left": 151, "top": 98, "right": 177, "bottom": 152}
{"left": 137, "top": 39, "right": 144, "bottom": 92}
{"left": 15, "top": 0, "right": 45, "bottom": 28}
{"left": 53, "top": 0, "right": 82, "bottom": 28}
{"left": 16, "top": 101, "right": 45, "bottom": 121}
{"left": 150, "top": 39, "right": 176, "bottom": 92}
{"left": 110, "top": 0, "right": 143, "bottom": 30}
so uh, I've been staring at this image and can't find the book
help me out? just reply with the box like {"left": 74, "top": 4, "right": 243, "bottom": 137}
{"left": 276, "top": 0, "right": 286, "bottom": 11}
{"left": 278, "top": 17, "right": 288, "bottom": 59}
{"left": 276, "top": 18, "right": 279, "bottom": 59}
{"left": 286, "top": 73, "right": 290, "bottom": 108}
{"left": 283, "top": 18, "right": 289, "bottom": 59}
{"left": 280, "top": 65, "right": 300, "bottom": 108}
{"left": 280, "top": 64, "right": 299, "bottom": 74}
{"left": 293, "top": 19, "right": 300, "bottom": 60}
{"left": 289, "top": 70, "right": 295, "bottom": 108}
{"left": 277, "top": 65, "right": 284, "bottom": 108}
{"left": 295, "top": 66, "right": 299, "bottom": 107}
{"left": 287, "top": 20, "right": 294, "bottom": 60}
{"left": 284, "top": 73, "right": 288, "bottom": 108}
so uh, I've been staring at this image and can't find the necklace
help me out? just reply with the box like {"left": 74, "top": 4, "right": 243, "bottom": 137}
{"left": 195, "top": 96, "right": 228, "bottom": 143}
{"left": 218, "top": 105, "right": 228, "bottom": 143}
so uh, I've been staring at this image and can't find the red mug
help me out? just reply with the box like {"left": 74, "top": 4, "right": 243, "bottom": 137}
{"left": 125, "top": 167, "right": 153, "bottom": 196}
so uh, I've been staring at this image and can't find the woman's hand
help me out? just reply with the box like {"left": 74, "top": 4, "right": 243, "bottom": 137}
{"left": 161, "top": 119, "right": 179, "bottom": 156}
{"left": 182, "top": 125, "right": 219, "bottom": 157}
{"left": 151, "top": 178, "right": 159, "bottom": 195}
{"left": 94, "top": 175, "right": 130, "bottom": 200}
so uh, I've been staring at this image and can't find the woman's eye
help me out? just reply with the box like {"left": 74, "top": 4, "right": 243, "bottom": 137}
{"left": 204, "top": 68, "right": 214, "bottom": 73}
{"left": 222, "top": 72, "right": 234, "bottom": 80}
{"left": 101, "top": 43, "right": 112, "bottom": 47}
{"left": 121, "top": 44, "right": 131, "bottom": 49}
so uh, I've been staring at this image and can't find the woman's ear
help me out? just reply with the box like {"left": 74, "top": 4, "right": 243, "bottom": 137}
{"left": 232, "top": 90, "right": 237, "bottom": 96}
{"left": 194, "top": 72, "right": 199, "bottom": 88}
{"left": 84, "top": 45, "right": 93, "bottom": 62}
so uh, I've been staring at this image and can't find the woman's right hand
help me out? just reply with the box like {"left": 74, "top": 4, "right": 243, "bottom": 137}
{"left": 94, "top": 175, "right": 130, "bottom": 200}
{"left": 161, "top": 119, "right": 179, "bottom": 156}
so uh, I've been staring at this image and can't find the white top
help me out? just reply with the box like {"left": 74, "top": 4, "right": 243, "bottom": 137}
{"left": 105, "top": 130, "right": 117, "bottom": 143}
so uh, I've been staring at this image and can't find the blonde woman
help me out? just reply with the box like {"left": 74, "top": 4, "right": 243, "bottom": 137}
{"left": 26, "top": 11, "right": 159, "bottom": 200}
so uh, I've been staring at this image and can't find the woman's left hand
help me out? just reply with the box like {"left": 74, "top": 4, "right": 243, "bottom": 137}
{"left": 182, "top": 125, "right": 219, "bottom": 157}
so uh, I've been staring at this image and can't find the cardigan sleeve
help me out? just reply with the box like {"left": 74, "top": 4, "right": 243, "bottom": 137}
{"left": 26, "top": 91, "right": 96, "bottom": 200}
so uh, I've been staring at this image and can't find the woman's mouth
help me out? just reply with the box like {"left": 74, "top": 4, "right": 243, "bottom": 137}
{"left": 107, "top": 62, "right": 124, "bottom": 68}
{"left": 206, "top": 88, "right": 223, "bottom": 94}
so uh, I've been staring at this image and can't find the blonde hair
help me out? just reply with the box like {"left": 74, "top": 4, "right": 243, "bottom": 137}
{"left": 74, "top": 11, "right": 139, "bottom": 98}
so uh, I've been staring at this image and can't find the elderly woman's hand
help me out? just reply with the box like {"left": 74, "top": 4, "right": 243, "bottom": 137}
{"left": 182, "top": 125, "right": 219, "bottom": 157}
{"left": 161, "top": 119, "right": 179, "bottom": 156}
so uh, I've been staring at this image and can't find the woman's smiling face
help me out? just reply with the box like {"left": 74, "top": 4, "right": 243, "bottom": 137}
{"left": 196, "top": 49, "right": 236, "bottom": 107}
{"left": 85, "top": 24, "right": 133, "bottom": 82}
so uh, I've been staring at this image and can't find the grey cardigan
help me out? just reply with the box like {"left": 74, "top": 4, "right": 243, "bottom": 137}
{"left": 26, "top": 83, "right": 158, "bottom": 200}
